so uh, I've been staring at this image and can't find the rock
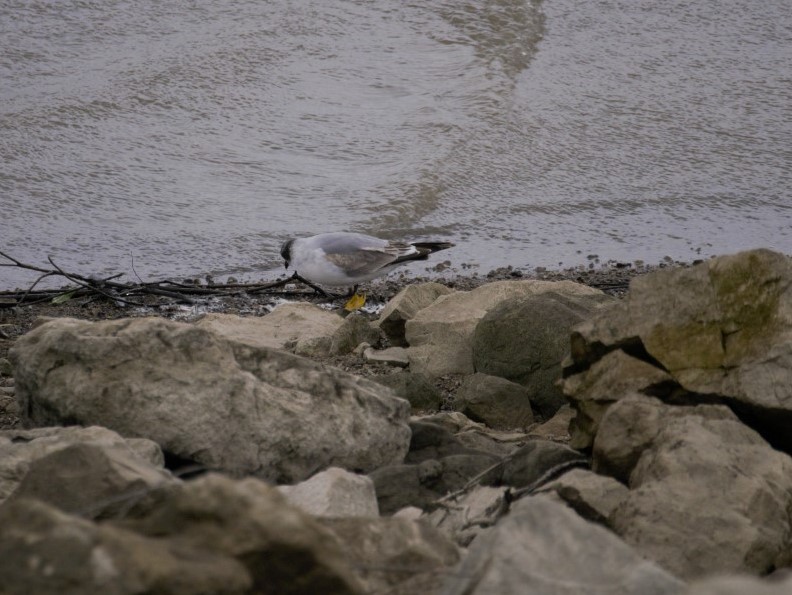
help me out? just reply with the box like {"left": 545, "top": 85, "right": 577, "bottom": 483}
{"left": 10, "top": 317, "right": 411, "bottom": 483}
{"left": 369, "top": 463, "right": 442, "bottom": 515}
{"left": 118, "top": 473, "right": 363, "bottom": 594}
{"left": 405, "top": 420, "right": 483, "bottom": 464}
{"left": 330, "top": 313, "right": 381, "bottom": 355}
{"left": 0, "top": 498, "right": 252, "bottom": 595}
{"left": 0, "top": 425, "right": 164, "bottom": 502}
{"left": 372, "top": 372, "right": 443, "bottom": 412}
{"left": 406, "top": 280, "right": 605, "bottom": 378}
{"left": 684, "top": 573, "right": 792, "bottom": 595}
{"left": 7, "top": 442, "right": 177, "bottom": 520}
{"left": 527, "top": 404, "right": 574, "bottom": 441}
{"left": 536, "top": 468, "right": 628, "bottom": 525}
{"left": 440, "top": 495, "right": 684, "bottom": 595}
{"left": 321, "top": 516, "right": 460, "bottom": 595}
{"left": 0, "top": 357, "right": 12, "bottom": 376}
{"left": 474, "top": 291, "right": 614, "bottom": 417}
{"left": 419, "top": 411, "right": 528, "bottom": 457}
{"left": 500, "top": 440, "right": 587, "bottom": 489}
{"left": 563, "top": 350, "right": 674, "bottom": 449}
{"left": 376, "top": 282, "right": 454, "bottom": 346}
{"left": 568, "top": 249, "right": 792, "bottom": 450}
{"left": 370, "top": 454, "right": 500, "bottom": 515}
{"left": 278, "top": 467, "right": 379, "bottom": 518}
{"left": 194, "top": 303, "right": 344, "bottom": 356}
{"left": 364, "top": 346, "right": 410, "bottom": 367}
{"left": 455, "top": 373, "right": 534, "bottom": 430}
{"left": 597, "top": 395, "right": 792, "bottom": 578}
{"left": 425, "top": 485, "right": 509, "bottom": 546}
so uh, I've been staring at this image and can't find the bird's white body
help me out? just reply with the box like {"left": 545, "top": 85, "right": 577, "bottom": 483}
{"left": 281, "top": 232, "right": 452, "bottom": 287}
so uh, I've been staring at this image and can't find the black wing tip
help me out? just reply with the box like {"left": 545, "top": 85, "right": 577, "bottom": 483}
{"left": 411, "top": 241, "right": 455, "bottom": 254}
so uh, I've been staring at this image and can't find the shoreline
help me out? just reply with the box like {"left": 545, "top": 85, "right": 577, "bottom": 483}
{"left": 0, "top": 257, "right": 696, "bottom": 433}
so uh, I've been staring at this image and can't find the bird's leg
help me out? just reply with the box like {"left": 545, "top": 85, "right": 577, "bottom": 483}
{"left": 290, "top": 272, "right": 329, "bottom": 296}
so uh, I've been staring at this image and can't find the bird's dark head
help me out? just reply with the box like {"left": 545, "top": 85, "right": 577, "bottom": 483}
{"left": 279, "top": 239, "right": 294, "bottom": 269}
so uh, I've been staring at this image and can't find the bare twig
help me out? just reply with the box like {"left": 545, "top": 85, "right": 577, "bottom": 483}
{"left": 0, "top": 250, "right": 344, "bottom": 308}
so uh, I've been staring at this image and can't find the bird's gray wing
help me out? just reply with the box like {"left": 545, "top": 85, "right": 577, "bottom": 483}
{"left": 324, "top": 250, "right": 397, "bottom": 276}
{"left": 322, "top": 237, "right": 415, "bottom": 276}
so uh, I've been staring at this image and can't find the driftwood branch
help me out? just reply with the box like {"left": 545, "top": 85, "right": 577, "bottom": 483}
{"left": 0, "top": 251, "right": 335, "bottom": 308}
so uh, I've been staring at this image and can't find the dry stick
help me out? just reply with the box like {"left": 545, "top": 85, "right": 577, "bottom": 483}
{"left": 1, "top": 250, "right": 339, "bottom": 304}
{"left": 46, "top": 256, "right": 149, "bottom": 307}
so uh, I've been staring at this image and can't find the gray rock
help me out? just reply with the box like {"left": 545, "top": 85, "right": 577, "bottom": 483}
{"left": 0, "top": 425, "right": 164, "bottom": 502}
{"left": 684, "top": 573, "right": 792, "bottom": 595}
{"left": 194, "top": 303, "right": 344, "bottom": 356}
{"left": 0, "top": 498, "right": 252, "bottom": 595}
{"left": 598, "top": 395, "right": 792, "bottom": 579}
{"left": 118, "top": 473, "right": 363, "bottom": 594}
{"left": 372, "top": 372, "right": 443, "bottom": 412}
{"left": 527, "top": 404, "right": 574, "bottom": 441}
{"left": 278, "top": 467, "right": 379, "bottom": 518}
{"left": 405, "top": 420, "right": 484, "bottom": 464}
{"left": 364, "top": 346, "right": 410, "bottom": 367}
{"left": 321, "top": 516, "right": 460, "bottom": 595}
{"left": 419, "top": 411, "right": 529, "bottom": 457}
{"left": 369, "top": 463, "right": 442, "bottom": 515}
{"left": 376, "top": 282, "right": 454, "bottom": 346}
{"left": 440, "top": 495, "right": 684, "bottom": 595}
{"left": 500, "top": 440, "right": 587, "bottom": 489}
{"left": 425, "top": 485, "right": 509, "bottom": 546}
{"left": 536, "top": 468, "right": 628, "bottom": 525}
{"left": 10, "top": 317, "right": 411, "bottom": 483}
{"left": 330, "top": 313, "right": 381, "bottom": 355}
{"left": 0, "top": 357, "right": 12, "bottom": 376}
{"left": 370, "top": 454, "right": 501, "bottom": 515}
{"left": 455, "top": 373, "right": 533, "bottom": 430}
{"left": 563, "top": 350, "right": 674, "bottom": 449}
{"left": 7, "top": 442, "right": 177, "bottom": 520}
{"left": 474, "top": 291, "right": 614, "bottom": 417}
{"left": 568, "top": 249, "right": 792, "bottom": 449}
{"left": 406, "top": 280, "right": 605, "bottom": 377}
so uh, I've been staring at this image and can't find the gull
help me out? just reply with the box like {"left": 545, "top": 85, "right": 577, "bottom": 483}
{"left": 279, "top": 232, "right": 453, "bottom": 302}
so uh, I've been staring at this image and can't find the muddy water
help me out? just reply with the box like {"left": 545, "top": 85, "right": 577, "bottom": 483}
{"left": 1, "top": 0, "right": 789, "bottom": 289}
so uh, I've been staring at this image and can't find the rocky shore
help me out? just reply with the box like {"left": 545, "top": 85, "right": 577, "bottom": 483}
{"left": 1, "top": 249, "right": 791, "bottom": 594}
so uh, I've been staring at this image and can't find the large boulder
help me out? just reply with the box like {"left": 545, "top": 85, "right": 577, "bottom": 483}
{"left": 597, "top": 395, "right": 792, "bottom": 579}
{"left": 499, "top": 440, "right": 587, "bottom": 489}
{"left": 0, "top": 425, "right": 164, "bottom": 502}
{"left": 684, "top": 573, "right": 792, "bottom": 595}
{"left": 6, "top": 442, "right": 177, "bottom": 520}
{"left": 405, "top": 280, "right": 605, "bottom": 377}
{"left": 321, "top": 516, "right": 461, "bottom": 595}
{"left": 565, "top": 249, "right": 792, "bottom": 449}
{"left": 536, "top": 467, "right": 629, "bottom": 525}
{"left": 376, "top": 282, "right": 454, "bottom": 346}
{"left": 194, "top": 303, "right": 344, "bottom": 355}
{"left": 117, "top": 473, "right": 362, "bottom": 594}
{"left": 370, "top": 453, "right": 501, "bottom": 515}
{"left": 563, "top": 350, "right": 674, "bottom": 449}
{"left": 10, "top": 317, "right": 411, "bottom": 483}
{"left": 371, "top": 371, "right": 443, "bottom": 412}
{"left": 473, "top": 290, "right": 614, "bottom": 416}
{"left": 440, "top": 495, "right": 684, "bottom": 595}
{"left": 454, "top": 373, "right": 534, "bottom": 430}
{"left": 0, "top": 498, "right": 252, "bottom": 595}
